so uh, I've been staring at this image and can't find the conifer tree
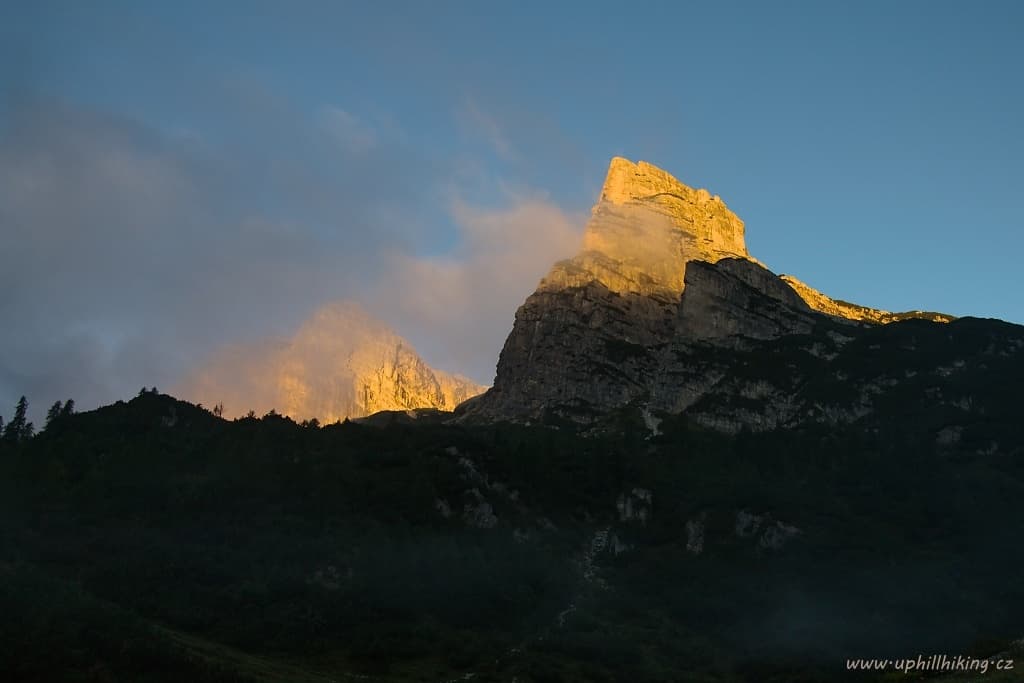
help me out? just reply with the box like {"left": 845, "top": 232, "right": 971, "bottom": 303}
{"left": 3, "top": 396, "right": 30, "bottom": 443}
{"left": 46, "top": 401, "right": 63, "bottom": 428}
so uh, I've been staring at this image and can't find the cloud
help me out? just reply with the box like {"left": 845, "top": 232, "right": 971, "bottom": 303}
{"left": 170, "top": 189, "right": 584, "bottom": 419}
{"left": 174, "top": 301, "right": 487, "bottom": 421}
{"left": 0, "top": 94, "right": 440, "bottom": 423}
{"left": 366, "top": 193, "right": 585, "bottom": 384}
{"left": 319, "top": 106, "right": 377, "bottom": 152}
{"left": 459, "top": 98, "right": 516, "bottom": 161}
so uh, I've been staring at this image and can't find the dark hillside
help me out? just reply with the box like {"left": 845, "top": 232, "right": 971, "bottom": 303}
{"left": 2, "top": 376, "right": 1023, "bottom": 681}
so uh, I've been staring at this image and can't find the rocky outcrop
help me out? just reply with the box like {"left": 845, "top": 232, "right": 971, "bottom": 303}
{"left": 617, "top": 488, "right": 653, "bottom": 524}
{"left": 685, "top": 514, "right": 706, "bottom": 555}
{"left": 178, "top": 301, "right": 486, "bottom": 422}
{"left": 464, "top": 257, "right": 807, "bottom": 422}
{"left": 676, "top": 259, "right": 822, "bottom": 342}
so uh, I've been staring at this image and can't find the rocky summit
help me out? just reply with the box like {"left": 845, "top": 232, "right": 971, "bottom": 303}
{"left": 460, "top": 157, "right": 1016, "bottom": 428}
{"left": 179, "top": 301, "right": 485, "bottom": 422}
{"left": 540, "top": 156, "right": 750, "bottom": 300}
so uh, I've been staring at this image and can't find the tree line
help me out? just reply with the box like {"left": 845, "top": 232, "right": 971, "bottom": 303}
{"left": 1, "top": 395, "right": 75, "bottom": 444}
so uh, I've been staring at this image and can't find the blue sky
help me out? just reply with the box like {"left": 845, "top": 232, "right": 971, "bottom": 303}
{"left": 2, "top": 1, "right": 1023, "bottom": 416}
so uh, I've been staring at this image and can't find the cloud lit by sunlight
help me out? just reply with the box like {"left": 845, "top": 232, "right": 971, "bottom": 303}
{"left": 368, "top": 194, "right": 585, "bottom": 384}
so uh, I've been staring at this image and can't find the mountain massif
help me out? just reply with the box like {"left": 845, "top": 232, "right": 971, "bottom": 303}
{"left": 178, "top": 301, "right": 485, "bottom": 422}
{"left": 461, "top": 157, "right": 993, "bottom": 430}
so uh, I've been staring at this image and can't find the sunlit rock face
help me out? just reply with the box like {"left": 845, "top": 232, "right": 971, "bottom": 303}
{"left": 541, "top": 157, "right": 749, "bottom": 300}
{"left": 178, "top": 302, "right": 485, "bottom": 422}
{"left": 779, "top": 274, "right": 955, "bottom": 324}
{"left": 598, "top": 157, "right": 748, "bottom": 261}
{"left": 460, "top": 156, "right": 959, "bottom": 425}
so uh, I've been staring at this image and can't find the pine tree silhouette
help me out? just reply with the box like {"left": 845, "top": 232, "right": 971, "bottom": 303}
{"left": 3, "top": 396, "right": 32, "bottom": 443}
{"left": 46, "top": 401, "right": 63, "bottom": 428}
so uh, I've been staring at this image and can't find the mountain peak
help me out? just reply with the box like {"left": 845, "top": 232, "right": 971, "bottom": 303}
{"left": 463, "top": 155, "right": 959, "bottom": 425}
{"left": 600, "top": 156, "right": 716, "bottom": 206}
{"left": 540, "top": 156, "right": 750, "bottom": 298}
{"left": 590, "top": 156, "right": 750, "bottom": 269}
{"left": 177, "top": 300, "right": 486, "bottom": 422}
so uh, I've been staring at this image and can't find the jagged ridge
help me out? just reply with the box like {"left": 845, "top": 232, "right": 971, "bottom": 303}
{"left": 780, "top": 274, "right": 956, "bottom": 324}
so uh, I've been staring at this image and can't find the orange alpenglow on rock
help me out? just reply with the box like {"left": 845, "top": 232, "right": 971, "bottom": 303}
{"left": 177, "top": 302, "right": 486, "bottom": 422}
{"left": 542, "top": 156, "right": 949, "bottom": 323}
{"left": 597, "top": 156, "right": 748, "bottom": 263}
{"left": 779, "top": 273, "right": 954, "bottom": 324}
{"left": 540, "top": 156, "right": 751, "bottom": 300}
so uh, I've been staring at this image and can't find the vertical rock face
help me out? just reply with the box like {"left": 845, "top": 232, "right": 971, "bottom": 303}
{"left": 459, "top": 156, "right": 955, "bottom": 425}
{"left": 541, "top": 157, "right": 749, "bottom": 299}
{"left": 178, "top": 302, "right": 486, "bottom": 422}
{"left": 597, "top": 157, "right": 748, "bottom": 262}
{"left": 675, "top": 259, "right": 818, "bottom": 342}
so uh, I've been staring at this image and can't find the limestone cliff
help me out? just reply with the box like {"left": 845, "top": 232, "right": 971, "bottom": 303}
{"left": 178, "top": 302, "right": 485, "bottom": 422}
{"left": 460, "top": 156, "right": 958, "bottom": 426}
{"left": 541, "top": 157, "right": 749, "bottom": 300}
